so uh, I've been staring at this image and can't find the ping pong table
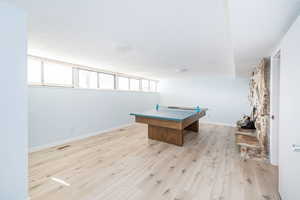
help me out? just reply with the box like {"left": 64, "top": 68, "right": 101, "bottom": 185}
{"left": 130, "top": 105, "right": 207, "bottom": 146}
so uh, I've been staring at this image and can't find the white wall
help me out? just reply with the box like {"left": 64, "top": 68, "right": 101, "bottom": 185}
{"left": 29, "top": 86, "right": 159, "bottom": 149}
{"left": 159, "top": 76, "right": 250, "bottom": 125}
{"left": 0, "top": 3, "right": 27, "bottom": 200}
{"left": 271, "top": 15, "right": 300, "bottom": 200}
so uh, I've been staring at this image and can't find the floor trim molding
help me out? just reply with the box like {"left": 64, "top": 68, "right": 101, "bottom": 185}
{"left": 29, "top": 123, "right": 133, "bottom": 153}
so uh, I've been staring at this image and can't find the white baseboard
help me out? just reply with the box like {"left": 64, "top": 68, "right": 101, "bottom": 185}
{"left": 201, "top": 120, "right": 236, "bottom": 127}
{"left": 29, "top": 123, "right": 133, "bottom": 153}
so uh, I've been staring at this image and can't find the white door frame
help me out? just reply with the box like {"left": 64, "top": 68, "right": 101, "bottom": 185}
{"left": 270, "top": 50, "right": 280, "bottom": 166}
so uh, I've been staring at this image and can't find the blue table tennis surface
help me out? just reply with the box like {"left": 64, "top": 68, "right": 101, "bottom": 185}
{"left": 130, "top": 108, "right": 201, "bottom": 121}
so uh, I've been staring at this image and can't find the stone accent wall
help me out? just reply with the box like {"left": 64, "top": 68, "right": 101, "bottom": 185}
{"left": 249, "top": 58, "right": 270, "bottom": 158}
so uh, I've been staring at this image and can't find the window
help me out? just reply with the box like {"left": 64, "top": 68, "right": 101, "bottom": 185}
{"left": 78, "top": 70, "right": 98, "bottom": 89}
{"left": 141, "top": 79, "right": 149, "bottom": 91}
{"left": 149, "top": 80, "right": 156, "bottom": 92}
{"left": 117, "top": 76, "right": 129, "bottom": 90}
{"left": 99, "top": 73, "right": 114, "bottom": 89}
{"left": 27, "top": 56, "right": 157, "bottom": 92}
{"left": 130, "top": 78, "right": 140, "bottom": 91}
{"left": 44, "top": 62, "right": 73, "bottom": 86}
{"left": 27, "top": 57, "right": 42, "bottom": 84}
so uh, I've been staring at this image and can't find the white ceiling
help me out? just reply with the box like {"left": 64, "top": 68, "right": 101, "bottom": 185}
{"left": 7, "top": 0, "right": 300, "bottom": 79}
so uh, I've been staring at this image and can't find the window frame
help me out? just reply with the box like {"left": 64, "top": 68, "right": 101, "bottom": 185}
{"left": 78, "top": 69, "right": 98, "bottom": 89}
{"left": 98, "top": 72, "right": 116, "bottom": 90}
{"left": 116, "top": 76, "right": 130, "bottom": 91}
{"left": 27, "top": 55, "right": 159, "bottom": 92}
{"left": 141, "top": 79, "right": 150, "bottom": 92}
{"left": 129, "top": 78, "right": 140, "bottom": 91}
{"left": 27, "top": 57, "right": 43, "bottom": 85}
{"left": 149, "top": 80, "right": 157, "bottom": 92}
{"left": 43, "top": 60, "right": 74, "bottom": 88}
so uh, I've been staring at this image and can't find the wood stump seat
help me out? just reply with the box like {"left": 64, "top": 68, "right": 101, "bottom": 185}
{"left": 235, "top": 128, "right": 256, "bottom": 137}
{"left": 235, "top": 128, "right": 261, "bottom": 160}
{"left": 236, "top": 134, "right": 260, "bottom": 148}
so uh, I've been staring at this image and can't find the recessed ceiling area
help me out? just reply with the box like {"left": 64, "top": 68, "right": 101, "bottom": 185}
{"left": 7, "top": 0, "right": 300, "bottom": 79}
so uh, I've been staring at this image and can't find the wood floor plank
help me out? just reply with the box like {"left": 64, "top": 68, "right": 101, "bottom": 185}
{"left": 29, "top": 123, "right": 279, "bottom": 200}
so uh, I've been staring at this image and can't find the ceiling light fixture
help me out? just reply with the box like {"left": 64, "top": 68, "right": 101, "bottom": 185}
{"left": 175, "top": 68, "right": 189, "bottom": 73}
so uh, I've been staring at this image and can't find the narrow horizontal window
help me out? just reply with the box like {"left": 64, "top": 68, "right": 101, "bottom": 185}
{"left": 99, "top": 73, "right": 114, "bottom": 90}
{"left": 44, "top": 62, "right": 73, "bottom": 86}
{"left": 27, "top": 56, "right": 158, "bottom": 92}
{"left": 28, "top": 57, "right": 42, "bottom": 84}
{"left": 130, "top": 78, "right": 140, "bottom": 91}
{"left": 141, "top": 79, "right": 149, "bottom": 91}
{"left": 149, "top": 80, "right": 156, "bottom": 92}
{"left": 117, "top": 76, "right": 129, "bottom": 90}
{"left": 78, "top": 70, "right": 98, "bottom": 89}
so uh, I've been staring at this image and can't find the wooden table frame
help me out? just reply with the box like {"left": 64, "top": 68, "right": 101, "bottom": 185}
{"left": 134, "top": 109, "right": 206, "bottom": 146}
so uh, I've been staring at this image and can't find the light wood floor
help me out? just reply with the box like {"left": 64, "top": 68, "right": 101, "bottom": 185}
{"left": 29, "top": 123, "right": 280, "bottom": 200}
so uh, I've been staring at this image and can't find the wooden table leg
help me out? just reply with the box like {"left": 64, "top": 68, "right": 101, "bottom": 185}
{"left": 185, "top": 120, "right": 199, "bottom": 132}
{"left": 148, "top": 125, "right": 183, "bottom": 146}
